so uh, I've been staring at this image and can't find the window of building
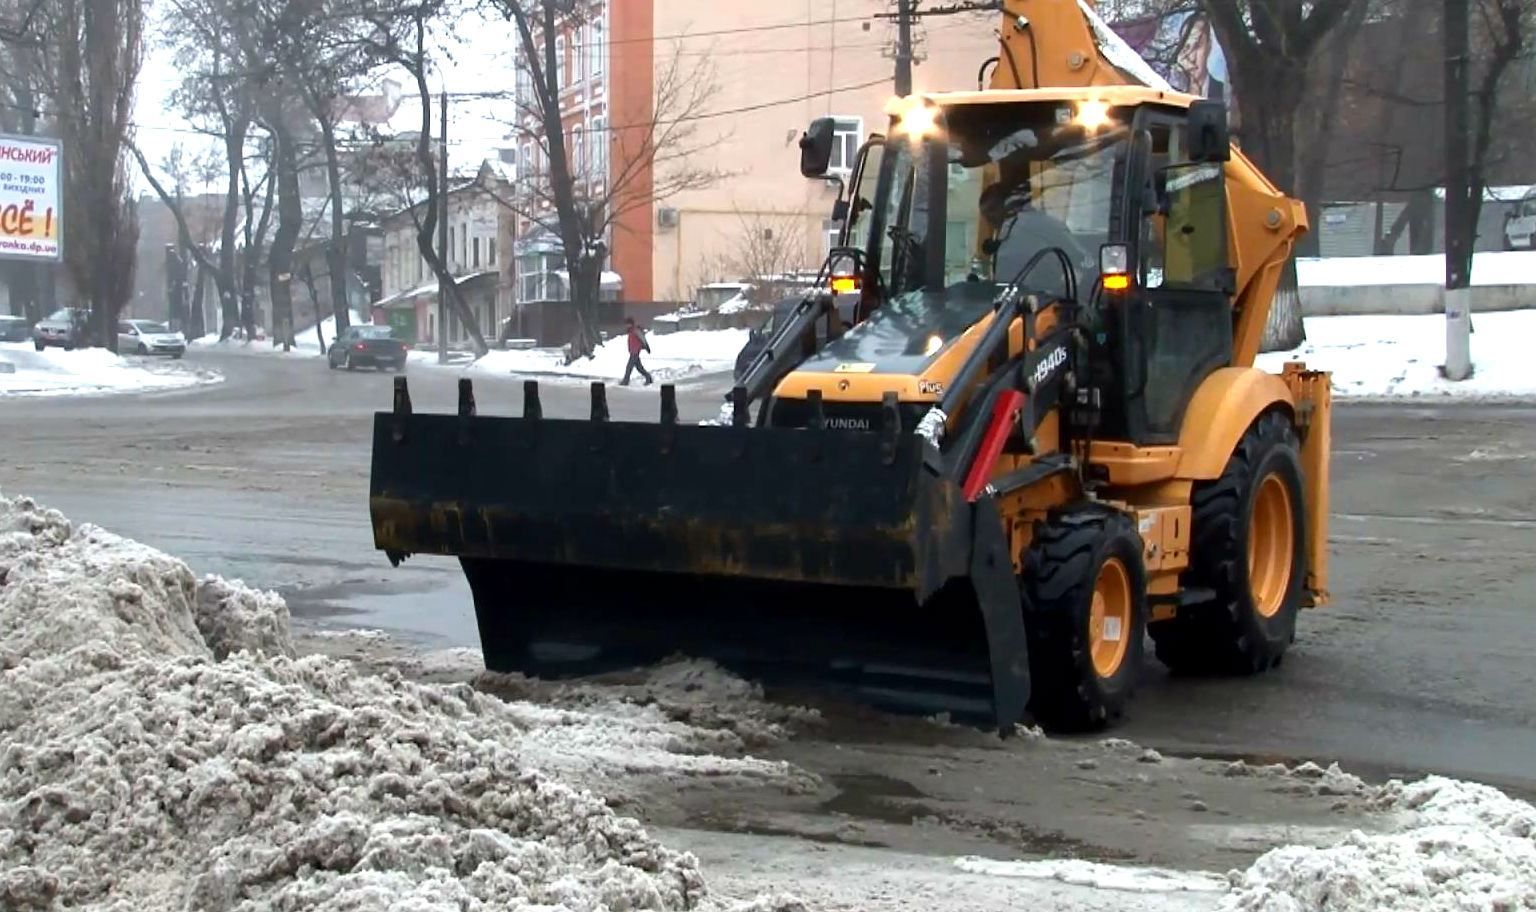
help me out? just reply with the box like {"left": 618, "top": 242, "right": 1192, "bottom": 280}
{"left": 572, "top": 27, "right": 584, "bottom": 84}
{"left": 460, "top": 223, "right": 469, "bottom": 268}
{"left": 447, "top": 226, "right": 455, "bottom": 268}
{"left": 590, "top": 116, "right": 606, "bottom": 176}
{"left": 572, "top": 127, "right": 584, "bottom": 177}
{"left": 554, "top": 36, "right": 566, "bottom": 87}
{"left": 488, "top": 238, "right": 497, "bottom": 267}
{"left": 473, "top": 237, "right": 481, "bottom": 268}
{"left": 591, "top": 19, "right": 604, "bottom": 78}
{"left": 830, "top": 117, "right": 862, "bottom": 174}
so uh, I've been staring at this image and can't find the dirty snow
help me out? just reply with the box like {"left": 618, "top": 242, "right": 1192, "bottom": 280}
{"left": 1219, "top": 775, "right": 1536, "bottom": 911}
{"left": 417, "top": 329, "right": 749, "bottom": 384}
{"left": 1297, "top": 250, "right": 1536, "bottom": 287}
{"left": 0, "top": 490, "right": 800, "bottom": 911}
{"left": 955, "top": 857, "right": 1228, "bottom": 893}
{"left": 1257, "top": 308, "right": 1536, "bottom": 399}
{"left": 0, "top": 342, "right": 221, "bottom": 397}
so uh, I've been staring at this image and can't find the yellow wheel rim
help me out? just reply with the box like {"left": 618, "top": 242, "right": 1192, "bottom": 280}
{"left": 1089, "top": 557, "right": 1133, "bottom": 679}
{"left": 1248, "top": 474, "right": 1295, "bottom": 619}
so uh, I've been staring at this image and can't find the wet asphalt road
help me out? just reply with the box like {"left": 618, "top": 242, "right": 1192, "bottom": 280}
{"left": 2, "top": 350, "right": 1534, "bottom": 793}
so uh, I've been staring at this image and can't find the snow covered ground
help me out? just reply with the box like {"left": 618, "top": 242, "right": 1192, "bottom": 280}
{"left": 1297, "top": 250, "right": 1535, "bottom": 287}
{"left": 1257, "top": 309, "right": 1536, "bottom": 399}
{"left": 0, "top": 343, "right": 222, "bottom": 398}
{"left": 413, "top": 328, "right": 750, "bottom": 384}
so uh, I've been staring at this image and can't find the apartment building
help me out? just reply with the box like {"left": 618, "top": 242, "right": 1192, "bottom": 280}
{"left": 507, "top": 2, "right": 998, "bottom": 307}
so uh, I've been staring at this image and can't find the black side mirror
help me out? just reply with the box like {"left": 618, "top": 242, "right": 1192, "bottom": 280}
{"left": 1187, "top": 100, "right": 1231, "bottom": 163}
{"left": 800, "top": 117, "right": 836, "bottom": 178}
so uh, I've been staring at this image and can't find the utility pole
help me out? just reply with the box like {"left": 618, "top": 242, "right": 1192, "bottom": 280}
{"left": 895, "top": 0, "right": 914, "bottom": 96}
{"left": 1442, "top": 0, "right": 1471, "bottom": 380}
{"left": 438, "top": 89, "right": 449, "bottom": 364}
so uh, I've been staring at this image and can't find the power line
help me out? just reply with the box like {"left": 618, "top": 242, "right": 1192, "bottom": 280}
{"left": 603, "top": 13, "right": 878, "bottom": 47}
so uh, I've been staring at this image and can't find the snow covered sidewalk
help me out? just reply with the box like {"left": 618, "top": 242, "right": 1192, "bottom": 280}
{"left": 412, "top": 328, "right": 750, "bottom": 384}
{"left": 0, "top": 343, "right": 221, "bottom": 398}
{"left": 1257, "top": 309, "right": 1536, "bottom": 399}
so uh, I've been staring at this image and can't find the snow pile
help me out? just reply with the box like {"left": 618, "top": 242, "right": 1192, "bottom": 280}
{"left": 479, "top": 659, "right": 823, "bottom": 751}
{"left": 1297, "top": 250, "right": 1536, "bottom": 287}
{"left": 428, "top": 329, "right": 749, "bottom": 383}
{"left": 955, "top": 857, "right": 1227, "bottom": 893}
{"left": 1257, "top": 309, "right": 1536, "bottom": 399}
{"left": 0, "top": 342, "right": 221, "bottom": 397}
{"left": 1220, "top": 775, "right": 1536, "bottom": 911}
{"left": 0, "top": 491, "right": 799, "bottom": 911}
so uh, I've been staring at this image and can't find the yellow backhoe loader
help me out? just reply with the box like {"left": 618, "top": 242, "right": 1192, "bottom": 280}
{"left": 368, "top": 0, "right": 1332, "bottom": 732}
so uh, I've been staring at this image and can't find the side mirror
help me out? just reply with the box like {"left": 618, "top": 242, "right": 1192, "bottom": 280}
{"left": 1187, "top": 100, "right": 1231, "bottom": 163}
{"left": 800, "top": 117, "right": 836, "bottom": 178}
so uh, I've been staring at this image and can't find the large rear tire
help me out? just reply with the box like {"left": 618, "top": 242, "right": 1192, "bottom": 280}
{"left": 1152, "top": 410, "right": 1306, "bottom": 675}
{"left": 1022, "top": 509, "right": 1147, "bottom": 732}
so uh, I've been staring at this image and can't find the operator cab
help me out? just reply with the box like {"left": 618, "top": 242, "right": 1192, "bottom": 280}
{"left": 793, "top": 91, "right": 1235, "bottom": 447}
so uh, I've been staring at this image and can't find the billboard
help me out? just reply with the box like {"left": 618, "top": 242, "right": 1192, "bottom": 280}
{"left": 0, "top": 134, "right": 61, "bottom": 262}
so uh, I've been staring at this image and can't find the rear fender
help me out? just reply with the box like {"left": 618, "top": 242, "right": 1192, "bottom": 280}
{"left": 1175, "top": 367, "right": 1295, "bottom": 481}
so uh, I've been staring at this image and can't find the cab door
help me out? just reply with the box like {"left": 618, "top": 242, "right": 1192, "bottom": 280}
{"left": 1120, "top": 111, "right": 1236, "bottom": 445}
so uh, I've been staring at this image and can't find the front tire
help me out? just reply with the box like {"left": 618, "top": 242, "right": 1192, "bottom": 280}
{"left": 1022, "top": 509, "right": 1148, "bottom": 732}
{"left": 33, "top": 341, "right": 43, "bottom": 351}
{"left": 1152, "top": 411, "right": 1306, "bottom": 675}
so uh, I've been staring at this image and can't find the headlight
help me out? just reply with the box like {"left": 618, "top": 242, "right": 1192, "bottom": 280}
{"left": 924, "top": 334, "right": 944, "bottom": 356}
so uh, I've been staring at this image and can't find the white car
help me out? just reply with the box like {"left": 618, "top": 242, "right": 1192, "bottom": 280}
{"left": 1504, "top": 188, "right": 1536, "bottom": 250}
{"left": 117, "top": 319, "right": 187, "bottom": 358}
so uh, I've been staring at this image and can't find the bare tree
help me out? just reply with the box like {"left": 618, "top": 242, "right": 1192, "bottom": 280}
{"left": 1196, "top": 0, "right": 1367, "bottom": 350}
{"left": 1450, "top": 0, "right": 1528, "bottom": 278}
{"left": 484, "top": 0, "right": 725, "bottom": 358}
{"left": 46, "top": 0, "right": 145, "bottom": 351}
{"left": 360, "top": 0, "right": 490, "bottom": 356}
{"left": 693, "top": 209, "right": 813, "bottom": 299}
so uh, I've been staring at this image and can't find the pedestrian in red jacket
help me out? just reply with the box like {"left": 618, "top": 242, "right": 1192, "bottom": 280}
{"left": 621, "top": 317, "right": 654, "bottom": 386}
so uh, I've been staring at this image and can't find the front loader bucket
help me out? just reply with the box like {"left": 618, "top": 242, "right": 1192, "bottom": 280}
{"left": 370, "top": 380, "right": 1030, "bottom": 729}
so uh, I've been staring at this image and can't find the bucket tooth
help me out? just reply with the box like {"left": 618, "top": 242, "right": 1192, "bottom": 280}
{"left": 457, "top": 378, "right": 477, "bottom": 417}
{"left": 881, "top": 391, "right": 901, "bottom": 465}
{"left": 523, "top": 380, "right": 542, "bottom": 420}
{"left": 391, "top": 376, "right": 411, "bottom": 442}
{"left": 590, "top": 382, "right": 610, "bottom": 422}
{"left": 660, "top": 384, "right": 678, "bottom": 425}
{"left": 731, "top": 385, "right": 749, "bottom": 427}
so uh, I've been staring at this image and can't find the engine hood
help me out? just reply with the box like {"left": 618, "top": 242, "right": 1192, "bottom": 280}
{"left": 775, "top": 281, "right": 1004, "bottom": 403}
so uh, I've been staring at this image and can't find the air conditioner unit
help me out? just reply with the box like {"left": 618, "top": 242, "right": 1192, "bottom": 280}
{"left": 657, "top": 207, "right": 679, "bottom": 228}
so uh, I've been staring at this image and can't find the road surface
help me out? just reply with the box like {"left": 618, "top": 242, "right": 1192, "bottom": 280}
{"left": 3, "top": 350, "right": 1534, "bottom": 799}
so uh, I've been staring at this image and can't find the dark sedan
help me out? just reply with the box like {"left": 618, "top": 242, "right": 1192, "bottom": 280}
{"left": 329, "top": 324, "right": 408, "bottom": 371}
{"left": 0, "top": 314, "right": 30, "bottom": 342}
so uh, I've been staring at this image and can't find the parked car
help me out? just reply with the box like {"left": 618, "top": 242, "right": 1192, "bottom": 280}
{"left": 329, "top": 324, "right": 407, "bottom": 371}
{"left": 118, "top": 319, "right": 187, "bottom": 358}
{"left": 0, "top": 314, "right": 30, "bottom": 342}
{"left": 32, "top": 307, "right": 90, "bottom": 350}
